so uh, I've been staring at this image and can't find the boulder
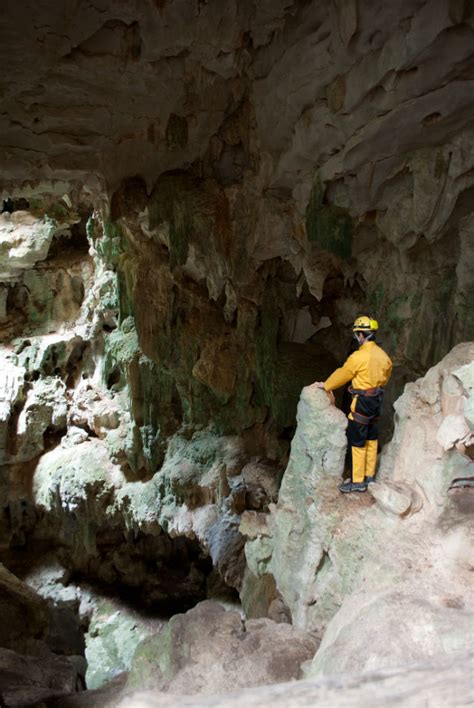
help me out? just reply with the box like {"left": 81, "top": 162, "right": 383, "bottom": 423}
{"left": 307, "top": 584, "right": 474, "bottom": 676}
{"left": 112, "top": 650, "right": 474, "bottom": 708}
{"left": 0, "top": 563, "right": 48, "bottom": 651}
{"left": 0, "top": 564, "right": 82, "bottom": 706}
{"left": 367, "top": 480, "right": 422, "bottom": 517}
{"left": 125, "top": 600, "right": 318, "bottom": 696}
{"left": 0, "top": 646, "right": 79, "bottom": 708}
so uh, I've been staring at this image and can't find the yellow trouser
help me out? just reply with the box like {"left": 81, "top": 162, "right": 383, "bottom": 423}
{"left": 351, "top": 440, "right": 378, "bottom": 483}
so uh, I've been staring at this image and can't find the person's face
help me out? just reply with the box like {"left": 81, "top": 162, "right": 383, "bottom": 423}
{"left": 353, "top": 331, "right": 365, "bottom": 345}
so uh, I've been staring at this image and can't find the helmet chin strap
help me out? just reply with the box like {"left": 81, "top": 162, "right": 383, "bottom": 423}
{"left": 354, "top": 331, "right": 374, "bottom": 344}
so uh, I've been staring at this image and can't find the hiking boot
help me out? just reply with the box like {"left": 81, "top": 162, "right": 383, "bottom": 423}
{"left": 339, "top": 480, "right": 367, "bottom": 494}
{"left": 365, "top": 476, "right": 376, "bottom": 484}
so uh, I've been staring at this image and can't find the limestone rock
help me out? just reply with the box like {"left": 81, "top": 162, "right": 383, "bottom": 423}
{"left": 205, "top": 512, "right": 246, "bottom": 589}
{"left": 367, "top": 481, "right": 421, "bottom": 517}
{"left": 266, "top": 386, "right": 349, "bottom": 631}
{"left": 0, "top": 211, "right": 57, "bottom": 281}
{"left": 454, "top": 360, "right": 474, "bottom": 433}
{"left": 27, "top": 428, "right": 255, "bottom": 612}
{"left": 0, "top": 646, "right": 79, "bottom": 708}
{"left": 0, "top": 563, "right": 49, "bottom": 651}
{"left": 84, "top": 595, "right": 163, "bottom": 691}
{"left": 0, "top": 353, "right": 26, "bottom": 462}
{"left": 240, "top": 570, "right": 291, "bottom": 624}
{"left": 0, "top": 564, "right": 83, "bottom": 706}
{"left": 125, "top": 601, "right": 318, "bottom": 696}
{"left": 192, "top": 341, "right": 238, "bottom": 403}
{"left": 244, "top": 535, "right": 274, "bottom": 579}
{"left": 32, "top": 438, "right": 125, "bottom": 560}
{"left": 436, "top": 413, "right": 472, "bottom": 451}
{"left": 239, "top": 510, "right": 271, "bottom": 539}
{"left": 23, "top": 556, "right": 76, "bottom": 606}
{"left": 33, "top": 438, "right": 124, "bottom": 514}
{"left": 16, "top": 332, "right": 88, "bottom": 380}
{"left": 62, "top": 426, "right": 90, "bottom": 447}
{"left": 300, "top": 344, "right": 474, "bottom": 675}
{"left": 15, "top": 376, "right": 67, "bottom": 462}
{"left": 308, "top": 582, "right": 474, "bottom": 678}
{"left": 240, "top": 460, "right": 281, "bottom": 511}
{"left": 380, "top": 343, "right": 474, "bottom": 506}
{"left": 245, "top": 343, "right": 474, "bottom": 653}
{"left": 69, "top": 379, "right": 121, "bottom": 438}
{"left": 111, "top": 649, "right": 474, "bottom": 707}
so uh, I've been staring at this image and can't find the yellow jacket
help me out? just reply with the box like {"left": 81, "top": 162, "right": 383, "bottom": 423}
{"left": 323, "top": 341, "right": 392, "bottom": 392}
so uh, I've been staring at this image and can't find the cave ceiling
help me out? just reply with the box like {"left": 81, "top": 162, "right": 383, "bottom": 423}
{"left": 1, "top": 0, "right": 473, "bottom": 193}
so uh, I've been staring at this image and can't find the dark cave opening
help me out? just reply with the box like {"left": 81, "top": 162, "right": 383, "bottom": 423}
{"left": 46, "top": 207, "right": 92, "bottom": 261}
{"left": 1, "top": 523, "right": 238, "bottom": 618}
{"left": 0, "top": 522, "right": 240, "bottom": 691}
{"left": 2, "top": 197, "right": 30, "bottom": 213}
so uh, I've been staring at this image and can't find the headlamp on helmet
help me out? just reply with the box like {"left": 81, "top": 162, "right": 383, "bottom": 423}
{"left": 352, "top": 316, "right": 379, "bottom": 335}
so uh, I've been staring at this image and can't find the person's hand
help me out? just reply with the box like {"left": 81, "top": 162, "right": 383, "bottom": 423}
{"left": 310, "top": 382, "right": 335, "bottom": 404}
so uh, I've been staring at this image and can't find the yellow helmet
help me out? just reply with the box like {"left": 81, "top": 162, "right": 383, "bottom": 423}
{"left": 352, "top": 315, "right": 379, "bottom": 333}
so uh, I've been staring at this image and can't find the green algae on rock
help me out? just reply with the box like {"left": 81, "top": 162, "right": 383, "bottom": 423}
{"left": 305, "top": 176, "right": 352, "bottom": 260}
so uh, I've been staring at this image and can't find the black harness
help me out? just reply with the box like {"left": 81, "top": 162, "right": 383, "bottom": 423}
{"left": 348, "top": 387, "right": 384, "bottom": 397}
{"left": 349, "top": 387, "right": 384, "bottom": 424}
